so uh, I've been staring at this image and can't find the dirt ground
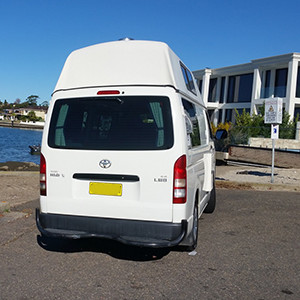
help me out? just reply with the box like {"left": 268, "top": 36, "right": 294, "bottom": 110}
{"left": 0, "top": 171, "right": 39, "bottom": 209}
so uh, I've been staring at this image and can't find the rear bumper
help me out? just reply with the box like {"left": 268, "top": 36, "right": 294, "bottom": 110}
{"left": 36, "top": 209, "right": 187, "bottom": 248}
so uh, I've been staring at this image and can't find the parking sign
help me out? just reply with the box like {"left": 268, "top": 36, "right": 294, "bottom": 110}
{"left": 264, "top": 97, "right": 283, "bottom": 124}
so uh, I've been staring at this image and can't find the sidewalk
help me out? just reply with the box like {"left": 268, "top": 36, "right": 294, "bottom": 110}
{"left": 0, "top": 164, "right": 299, "bottom": 214}
{"left": 216, "top": 163, "right": 300, "bottom": 192}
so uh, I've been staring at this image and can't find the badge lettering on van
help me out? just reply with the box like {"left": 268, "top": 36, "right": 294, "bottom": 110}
{"left": 50, "top": 171, "right": 64, "bottom": 178}
{"left": 154, "top": 176, "right": 167, "bottom": 183}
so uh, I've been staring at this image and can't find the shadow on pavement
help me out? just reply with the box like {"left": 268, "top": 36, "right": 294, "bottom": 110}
{"left": 236, "top": 170, "right": 277, "bottom": 177}
{"left": 36, "top": 235, "right": 171, "bottom": 261}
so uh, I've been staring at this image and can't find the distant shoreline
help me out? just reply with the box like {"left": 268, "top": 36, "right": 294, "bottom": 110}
{"left": 0, "top": 121, "right": 44, "bottom": 130}
{"left": 0, "top": 161, "right": 40, "bottom": 171}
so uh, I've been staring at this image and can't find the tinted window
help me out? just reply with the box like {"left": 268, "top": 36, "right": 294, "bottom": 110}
{"left": 238, "top": 73, "right": 253, "bottom": 102}
{"left": 227, "top": 76, "right": 236, "bottom": 103}
{"left": 48, "top": 96, "right": 173, "bottom": 150}
{"left": 186, "top": 69, "right": 196, "bottom": 93}
{"left": 182, "top": 99, "right": 200, "bottom": 148}
{"left": 275, "top": 68, "right": 288, "bottom": 97}
{"left": 197, "top": 107, "right": 209, "bottom": 145}
{"left": 181, "top": 65, "right": 190, "bottom": 91}
{"left": 198, "top": 79, "right": 203, "bottom": 93}
{"left": 180, "top": 63, "right": 196, "bottom": 95}
{"left": 296, "top": 66, "right": 300, "bottom": 98}
{"left": 208, "top": 78, "right": 217, "bottom": 102}
{"left": 220, "top": 77, "right": 225, "bottom": 103}
{"left": 263, "top": 70, "right": 271, "bottom": 98}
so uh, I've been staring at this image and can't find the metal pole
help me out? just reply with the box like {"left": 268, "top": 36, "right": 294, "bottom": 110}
{"left": 271, "top": 137, "right": 275, "bottom": 183}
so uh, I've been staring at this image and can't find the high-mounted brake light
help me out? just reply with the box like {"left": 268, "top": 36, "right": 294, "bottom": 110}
{"left": 97, "top": 90, "right": 120, "bottom": 95}
{"left": 40, "top": 154, "right": 47, "bottom": 196}
{"left": 173, "top": 155, "right": 187, "bottom": 204}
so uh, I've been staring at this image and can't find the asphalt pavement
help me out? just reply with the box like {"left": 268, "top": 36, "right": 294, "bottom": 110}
{"left": 0, "top": 163, "right": 299, "bottom": 299}
{"left": 0, "top": 189, "right": 299, "bottom": 299}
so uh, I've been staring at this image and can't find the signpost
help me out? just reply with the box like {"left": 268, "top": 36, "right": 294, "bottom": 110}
{"left": 264, "top": 98, "right": 283, "bottom": 183}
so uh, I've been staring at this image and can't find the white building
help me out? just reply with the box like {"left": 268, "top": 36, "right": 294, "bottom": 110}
{"left": 193, "top": 52, "right": 300, "bottom": 126}
{"left": 16, "top": 107, "right": 47, "bottom": 120}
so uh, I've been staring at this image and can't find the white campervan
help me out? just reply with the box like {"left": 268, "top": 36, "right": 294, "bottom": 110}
{"left": 36, "top": 39, "right": 217, "bottom": 250}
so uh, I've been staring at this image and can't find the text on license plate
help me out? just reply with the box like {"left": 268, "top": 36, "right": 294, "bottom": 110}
{"left": 89, "top": 182, "right": 122, "bottom": 196}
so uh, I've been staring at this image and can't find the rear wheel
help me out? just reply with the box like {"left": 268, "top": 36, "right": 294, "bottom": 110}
{"left": 187, "top": 204, "right": 199, "bottom": 251}
{"left": 204, "top": 181, "right": 216, "bottom": 214}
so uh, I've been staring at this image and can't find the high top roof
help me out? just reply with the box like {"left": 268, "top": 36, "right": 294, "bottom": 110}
{"left": 53, "top": 40, "right": 202, "bottom": 103}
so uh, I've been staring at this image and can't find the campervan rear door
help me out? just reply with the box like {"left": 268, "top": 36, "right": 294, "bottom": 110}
{"left": 42, "top": 94, "right": 179, "bottom": 223}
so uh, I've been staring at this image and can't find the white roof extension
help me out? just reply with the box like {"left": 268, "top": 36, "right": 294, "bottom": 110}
{"left": 54, "top": 39, "right": 202, "bottom": 101}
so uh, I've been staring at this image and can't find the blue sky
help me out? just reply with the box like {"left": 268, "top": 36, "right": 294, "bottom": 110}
{"left": 0, "top": 0, "right": 299, "bottom": 104}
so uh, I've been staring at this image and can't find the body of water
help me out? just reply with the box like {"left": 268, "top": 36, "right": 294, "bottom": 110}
{"left": 0, "top": 127, "right": 43, "bottom": 164}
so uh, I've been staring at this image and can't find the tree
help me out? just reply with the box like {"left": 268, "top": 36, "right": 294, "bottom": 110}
{"left": 27, "top": 111, "right": 37, "bottom": 122}
{"left": 40, "top": 100, "right": 49, "bottom": 108}
{"left": 26, "top": 95, "right": 39, "bottom": 107}
{"left": 228, "top": 106, "right": 299, "bottom": 144}
{"left": 280, "top": 110, "right": 299, "bottom": 139}
{"left": 3, "top": 100, "right": 9, "bottom": 108}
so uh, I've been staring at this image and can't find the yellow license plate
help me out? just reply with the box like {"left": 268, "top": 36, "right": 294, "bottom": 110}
{"left": 89, "top": 182, "right": 122, "bottom": 196}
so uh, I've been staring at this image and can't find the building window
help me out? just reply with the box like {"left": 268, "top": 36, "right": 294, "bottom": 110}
{"left": 294, "top": 106, "right": 300, "bottom": 119}
{"left": 207, "top": 109, "right": 214, "bottom": 121}
{"left": 262, "top": 70, "right": 271, "bottom": 98}
{"left": 238, "top": 73, "right": 253, "bottom": 102}
{"left": 218, "top": 110, "right": 223, "bottom": 124}
{"left": 225, "top": 109, "right": 233, "bottom": 122}
{"left": 227, "top": 76, "right": 236, "bottom": 103}
{"left": 208, "top": 78, "right": 217, "bottom": 102}
{"left": 220, "top": 77, "right": 226, "bottom": 103}
{"left": 296, "top": 66, "right": 300, "bottom": 98}
{"left": 274, "top": 68, "right": 288, "bottom": 97}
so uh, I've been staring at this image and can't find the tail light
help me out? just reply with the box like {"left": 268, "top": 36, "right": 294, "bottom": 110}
{"left": 40, "top": 154, "right": 47, "bottom": 196}
{"left": 173, "top": 155, "right": 187, "bottom": 204}
{"left": 97, "top": 90, "right": 120, "bottom": 95}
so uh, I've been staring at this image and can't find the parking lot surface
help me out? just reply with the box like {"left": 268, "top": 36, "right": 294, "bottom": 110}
{"left": 0, "top": 189, "right": 299, "bottom": 299}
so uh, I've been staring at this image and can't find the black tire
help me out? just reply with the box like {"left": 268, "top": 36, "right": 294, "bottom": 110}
{"left": 204, "top": 181, "right": 216, "bottom": 214}
{"left": 187, "top": 204, "right": 199, "bottom": 251}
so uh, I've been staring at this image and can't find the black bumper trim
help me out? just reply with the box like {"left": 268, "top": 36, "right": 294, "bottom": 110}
{"left": 73, "top": 173, "right": 139, "bottom": 182}
{"left": 36, "top": 209, "right": 187, "bottom": 248}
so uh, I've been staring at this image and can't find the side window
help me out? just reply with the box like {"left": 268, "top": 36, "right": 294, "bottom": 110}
{"left": 182, "top": 99, "right": 200, "bottom": 148}
{"left": 180, "top": 63, "right": 196, "bottom": 95}
{"left": 205, "top": 110, "right": 214, "bottom": 140}
{"left": 196, "top": 106, "right": 209, "bottom": 145}
{"left": 186, "top": 69, "right": 196, "bottom": 93}
{"left": 181, "top": 65, "right": 190, "bottom": 91}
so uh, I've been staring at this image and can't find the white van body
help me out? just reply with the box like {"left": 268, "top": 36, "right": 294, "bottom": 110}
{"left": 36, "top": 39, "right": 216, "bottom": 249}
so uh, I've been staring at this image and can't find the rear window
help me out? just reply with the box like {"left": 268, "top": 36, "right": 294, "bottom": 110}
{"left": 48, "top": 96, "right": 174, "bottom": 150}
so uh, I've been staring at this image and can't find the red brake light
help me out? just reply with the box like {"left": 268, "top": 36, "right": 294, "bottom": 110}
{"left": 40, "top": 154, "right": 47, "bottom": 196}
{"left": 97, "top": 90, "right": 120, "bottom": 95}
{"left": 173, "top": 155, "right": 187, "bottom": 204}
